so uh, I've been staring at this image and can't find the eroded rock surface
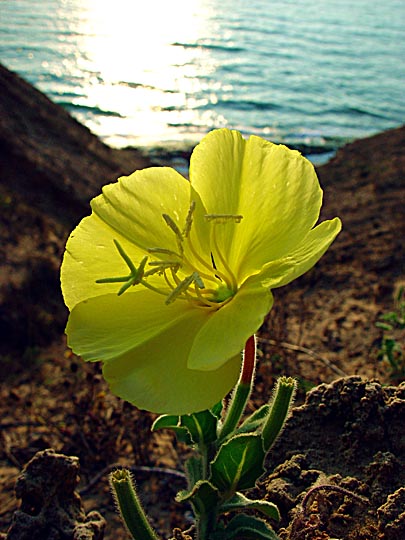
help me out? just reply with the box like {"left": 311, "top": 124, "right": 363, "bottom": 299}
{"left": 253, "top": 377, "right": 405, "bottom": 539}
{"left": 6, "top": 449, "right": 105, "bottom": 540}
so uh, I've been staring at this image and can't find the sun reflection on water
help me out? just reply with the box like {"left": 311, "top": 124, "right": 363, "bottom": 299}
{"left": 69, "top": 0, "right": 224, "bottom": 147}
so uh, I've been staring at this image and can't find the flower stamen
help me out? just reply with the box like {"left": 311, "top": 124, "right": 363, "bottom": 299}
{"left": 205, "top": 214, "right": 243, "bottom": 223}
{"left": 182, "top": 200, "right": 196, "bottom": 238}
{"left": 211, "top": 225, "right": 238, "bottom": 292}
{"left": 193, "top": 282, "right": 227, "bottom": 308}
{"left": 162, "top": 213, "right": 184, "bottom": 255}
{"left": 165, "top": 272, "right": 200, "bottom": 305}
{"left": 96, "top": 209, "right": 242, "bottom": 308}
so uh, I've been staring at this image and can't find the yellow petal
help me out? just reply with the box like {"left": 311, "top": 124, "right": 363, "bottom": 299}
{"left": 189, "top": 284, "right": 274, "bottom": 371}
{"left": 61, "top": 214, "right": 147, "bottom": 311}
{"left": 190, "top": 129, "right": 323, "bottom": 283}
{"left": 61, "top": 167, "right": 212, "bottom": 310}
{"left": 66, "top": 289, "right": 199, "bottom": 361}
{"left": 102, "top": 310, "right": 241, "bottom": 415}
{"left": 246, "top": 217, "right": 342, "bottom": 290}
{"left": 92, "top": 167, "right": 211, "bottom": 268}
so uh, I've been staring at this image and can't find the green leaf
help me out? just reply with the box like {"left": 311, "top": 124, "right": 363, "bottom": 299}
{"left": 151, "top": 414, "right": 192, "bottom": 445}
{"left": 212, "top": 514, "right": 279, "bottom": 540}
{"left": 184, "top": 455, "right": 203, "bottom": 487}
{"left": 180, "top": 409, "right": 218, "bottom": 445}
{"left": 210, "top": 433, "right": 265, "bottom": 495}
{"left": 375, "top": 321, "right": 393, "bottom": 331}
{"left": 235, "top": 404, "right": 270, "bottom": 435}
{"left": 151, "top": 414, "right": 179, "bottom": 431}
{"left": 152, "top": 410, "right": 219, "bottom": 446}
{"left": 176, "top": 480, "right": 220, "bottom": 515}
{"left": 220, "top": 492, "right": 280, "bottom": 521}
{"left": 211, "top": 401, "right": 223, "bottom": 419}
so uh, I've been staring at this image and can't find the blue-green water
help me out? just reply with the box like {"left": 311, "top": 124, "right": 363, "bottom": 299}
{"left": 1, "top": 0, "right": 404, "bottom": 160}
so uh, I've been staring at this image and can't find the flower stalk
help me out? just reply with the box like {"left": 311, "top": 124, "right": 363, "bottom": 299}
{"left": 262, "top": 376, "right": 297, "bottom": 452}
{"left": 218, "top": 335, "right": 256, "bottom": 442}
{"left": 110, "top": 468, "right": 159, "bottom": 540}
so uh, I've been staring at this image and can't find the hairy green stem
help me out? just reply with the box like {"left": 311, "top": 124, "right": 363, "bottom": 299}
{"left": 218, "top": 335, "right": 257, "bottom": 442}
{"left": 262, "top": 376, "right": 296, "bottom": 452}
{"left": 110, "top": 468, "right": 159, "bottom": 540}
{"left": 196, "top": 509, "right": 218, "bottom": 540}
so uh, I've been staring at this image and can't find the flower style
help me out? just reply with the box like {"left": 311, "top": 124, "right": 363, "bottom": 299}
{"left": 61, "top": 129, "right": 341, "bottom": 414}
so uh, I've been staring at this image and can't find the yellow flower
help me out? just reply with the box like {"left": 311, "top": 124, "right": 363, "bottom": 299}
{"left": 61, "top": 129, "right": 341, "bottom": 414}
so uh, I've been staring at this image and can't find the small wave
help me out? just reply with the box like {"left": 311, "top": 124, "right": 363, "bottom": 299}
{"left": 345, "top": 106, "right": 390, "bottom": 120}
{"left": 322, "top": 105, "right": 390, "bottom": 121}
{"left": 217, "top": 99, "right": 276, "bottom": 112}
{"left": 56, "top": 101, "right": 124, "bottom": 118}
{"left": 172, "top": 41, "right": 245, "bottom": 54}
{"left": 118, "top": 80, "right": 178, "bottom": 94}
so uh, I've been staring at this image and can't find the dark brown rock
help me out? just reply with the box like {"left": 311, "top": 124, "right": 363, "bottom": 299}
{"left": 0, "top": 63, "right": 151, "bottom": 355}
{"left": 253, "top": 377, "right": 405, "bottom": 539}
{"left": 6, "top": 449, "right": 105, "bottom": 540}
{"left": 377, "top": 487, "right": 405, "bottom": 540}
{"left": 0, "top": 62, "right": 150, "bottom": 225}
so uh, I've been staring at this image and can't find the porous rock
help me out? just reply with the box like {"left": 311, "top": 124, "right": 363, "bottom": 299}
{"left": 6, "top": 449, "right": 105, "bottom": 540}
{"left": 377, "top": 487, "right": 405, "bottom": 540}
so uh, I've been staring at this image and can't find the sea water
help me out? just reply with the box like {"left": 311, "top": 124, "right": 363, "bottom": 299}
{"left": 0, "top": 0, "right": 404, "bottom": 161}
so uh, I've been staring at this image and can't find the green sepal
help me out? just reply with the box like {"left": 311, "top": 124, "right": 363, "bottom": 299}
{"left": 210, "top": 433, "right": 265, "bottom": 495}
{"left": 180, "top": 409, "right": 218, "bottom": 445}
{"left": 235, "top": 404, "right": 270, "bottom": 435}
{"left": 151, "top": 414, "right": 192, "bottom": 445}
{"left": 211, "top": 514, "right": 279, "bottom": 540}
{"left": 176, "top": 479, "right": 220, "bottom": 515}
{"left": 220, "top": 492, "right": 280, "bottom": 521}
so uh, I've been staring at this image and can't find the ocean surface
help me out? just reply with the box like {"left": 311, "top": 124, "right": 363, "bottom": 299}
{"left": 1, "top": 0, "right": 404, "bottom": 162}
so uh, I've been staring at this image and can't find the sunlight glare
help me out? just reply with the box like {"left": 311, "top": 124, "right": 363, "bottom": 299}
{"left": 73, "top": 0, "right": 217, "bottom": 146}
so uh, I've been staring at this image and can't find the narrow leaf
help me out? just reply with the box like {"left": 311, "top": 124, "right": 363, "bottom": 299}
{"left": 176, "top": 480, "right": 220, "bottom": 515}
{"left": 221, "top": 492, "right": 280, "bottom": 521}
{"left": 236, "top": 404, "right": 270, "bottom": 435}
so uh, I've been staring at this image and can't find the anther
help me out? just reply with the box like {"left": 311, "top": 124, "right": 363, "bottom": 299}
{"left": 163, "top": 214, "right": 183, "bottom": 238}
{"left": 204, "top": 214, "right": 243, "bottom": 223}
{"left": 193, "top": 273, "right": 205, "bottom": 289}
{"left": 182, "top": 201, "right": 196, "bottom": 238}
{"left": 148, "top": 260, "right": 181, "bottom": 267}
{"left": 165, "top": 272, "right": 201, "bottom": 305}
{"left": 162, "top": 213, "right": 184, "bottom": 254}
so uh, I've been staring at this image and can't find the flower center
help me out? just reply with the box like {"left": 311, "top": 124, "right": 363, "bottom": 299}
{"left": 96, "top": 202, "right": 243, "bottom": 310}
